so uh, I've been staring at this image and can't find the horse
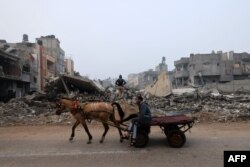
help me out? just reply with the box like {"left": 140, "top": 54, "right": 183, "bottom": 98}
{"left": 55, "top": 98, "right": 125, "bottom": 144}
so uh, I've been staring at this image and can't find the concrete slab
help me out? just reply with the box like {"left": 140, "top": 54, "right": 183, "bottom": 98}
{"left": 145, "top": 72, "right": 172, "bottom": 97}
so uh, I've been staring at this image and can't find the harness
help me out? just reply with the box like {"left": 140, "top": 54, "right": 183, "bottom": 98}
{"left": 72, "top": 100, "right": 80, "bottom": 109}
{"left": 69, "top": 100, "right": 81, "bottom": 115}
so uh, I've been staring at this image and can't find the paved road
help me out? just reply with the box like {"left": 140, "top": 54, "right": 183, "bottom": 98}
{"left": 0, "top": 122, "right": 250, "bottom": 167}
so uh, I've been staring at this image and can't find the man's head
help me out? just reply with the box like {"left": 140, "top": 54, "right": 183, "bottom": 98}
{"left": 119, "top": 75, "right": 122, "bottom": 79}
{"left": 136, "top": 94, "right": 143, "bottom": 105}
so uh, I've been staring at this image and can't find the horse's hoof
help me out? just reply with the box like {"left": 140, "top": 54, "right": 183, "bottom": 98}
{"left": 87, "top": 141, "right": 92, "bottom": 144}
{"left": 120, "top": 138, "right": 123, "bottom": 143}
{"left": 69, "top": 137, "right": 73, "bottom": 141}
{"left": 100, "top": 140, "right": 103, "bottom": 143}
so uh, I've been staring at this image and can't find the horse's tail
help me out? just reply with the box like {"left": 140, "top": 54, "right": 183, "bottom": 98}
{"left": 121, "top": 114, "right": 138, "bottom": 123}
{"left": 112, "top": 102, "right": 125, "bottom": 120}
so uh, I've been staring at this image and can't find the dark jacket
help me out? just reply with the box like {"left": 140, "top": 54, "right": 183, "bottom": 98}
{"left": 115, "top": 78, "right": 126, "bottom": 86}
{"left": 138, "top": 101, "right": 152, "bottom": 124}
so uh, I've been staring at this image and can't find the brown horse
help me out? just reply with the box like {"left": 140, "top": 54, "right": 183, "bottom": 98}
{"left": 55, "top": 98, "right": 125, "bottom": 144}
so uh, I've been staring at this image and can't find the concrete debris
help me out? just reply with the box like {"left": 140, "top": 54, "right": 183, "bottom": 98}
{"left": 45, "top": 74, "right": 102, "bottom": 100}
{"left": 144, "top": 71, "right": 172, "bottom": 97}
{"left": 172, "top": 88, "right": 196, "bottom": 95}
{"left": 0, "top": 96, "right": 59, "bottom": 127}
{"left": 0, "top": 84, "right": 250, "bottom": 127}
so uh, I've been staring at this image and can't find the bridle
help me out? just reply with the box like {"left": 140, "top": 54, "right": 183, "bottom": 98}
{"left": 55, "top": 100, "right": 66, "bottom": 115}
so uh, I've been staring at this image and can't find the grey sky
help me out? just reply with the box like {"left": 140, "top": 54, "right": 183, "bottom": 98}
{"left": 1, "top": 0, "right": 250, "bottom": 80}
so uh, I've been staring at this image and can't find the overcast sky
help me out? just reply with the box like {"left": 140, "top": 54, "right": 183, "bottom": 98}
{"left": 1, "top": 0, "right": 250, "bottom": 80}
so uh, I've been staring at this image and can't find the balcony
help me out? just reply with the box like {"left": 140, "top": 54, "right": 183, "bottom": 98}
{"left": 46, "top": 54, "right": 56, "bottom": 63}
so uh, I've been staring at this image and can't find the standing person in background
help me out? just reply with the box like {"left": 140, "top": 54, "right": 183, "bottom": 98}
{"left": 115, "top": 75, "right": 126, "bottom": 99}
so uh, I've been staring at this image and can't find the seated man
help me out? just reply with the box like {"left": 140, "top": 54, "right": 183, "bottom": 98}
{"left": 128, "top": 94, "right": 152, "bottom": 146}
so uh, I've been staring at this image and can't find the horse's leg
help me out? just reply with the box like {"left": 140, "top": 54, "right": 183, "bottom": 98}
{"left": 69, "top": 120, "right": 80, "bottom": 141}
{"left": 80, "top": 119, "right": 92, "bottom": 144}
{"left": 100, "top": 122, "right": 109, "bottom": 143}
{"left": 110, "top": 114, "right": 124, "bottom": 143}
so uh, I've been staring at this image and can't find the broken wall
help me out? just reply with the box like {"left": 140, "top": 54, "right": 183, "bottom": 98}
{"left": 145, "top": 71, "right": 172, "bottom": 97}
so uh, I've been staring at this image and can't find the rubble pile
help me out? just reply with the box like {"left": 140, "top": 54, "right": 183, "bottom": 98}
{"left": 146, "top": 90, "right": 250, "bottom": 123}
{"left": 0, "top": 96, "right": 73, "bottom": 126}
{"left": 199, "top": 94, "right": 250, "bottom": 122}
{"left": 0, "top": 87, "right": 250, "bottom": 127}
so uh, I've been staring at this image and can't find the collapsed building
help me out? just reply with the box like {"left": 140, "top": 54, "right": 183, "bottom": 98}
{"left": 7, "top": 41, "right": 40, "bottom": 92}
{"left": 1, "top": 76, "right": 250, "bottom": 127}
{"left": 45, "top": 74, "right": 103, "bottom": 100}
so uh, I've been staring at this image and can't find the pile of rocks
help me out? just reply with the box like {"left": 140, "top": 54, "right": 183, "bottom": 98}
{"left": 0, "top": 96, "right": 73, "bottom": 126}
{"left": 0, "top": 87, "right": 250, "bottom": 127}
{"left": 146, "top": 90, "right": 250, "bottom": 123}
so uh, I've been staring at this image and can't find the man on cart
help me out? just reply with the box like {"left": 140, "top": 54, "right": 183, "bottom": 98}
{"left": 127, "top": 94, "right": 152, "bottom": 146}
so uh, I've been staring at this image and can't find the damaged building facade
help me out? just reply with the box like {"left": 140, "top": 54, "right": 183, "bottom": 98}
{"left": 174, "top": 51, "right": 250, "bottom": 87}
{"left": 0, "top": 50, "right": 30, "bottom": 101}
{"left": 36, "top": 35, "right": 65, "bottom": 77}
{"left": 6, "top": 40, "right": 39, "bottom": 92}
{"left": 36, "top": 35, "right": 66, "bottom": 90}
{"left": 64, "top": 57, "right": 74, "bottom": 75}
{"left": 0, "top": 35, "right": 73, "bottom": 101}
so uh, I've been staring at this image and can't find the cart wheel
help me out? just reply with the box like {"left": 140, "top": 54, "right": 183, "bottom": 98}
{"left": 167, "top": 130, "right": 186, "bottom": 148}
{"left": 134, "top": 132, "right": 149, "bottom": 148}
{"left": 164, "top": 125, "right": 179, "bottom": 136}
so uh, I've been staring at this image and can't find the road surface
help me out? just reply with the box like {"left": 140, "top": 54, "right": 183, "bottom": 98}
{"left": 0, "top": 122, "right": 250, "bottom": 167}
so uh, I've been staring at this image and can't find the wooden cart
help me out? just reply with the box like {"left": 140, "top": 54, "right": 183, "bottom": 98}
{"left": 132, "top": 115, "right": 195, "bottom": 148}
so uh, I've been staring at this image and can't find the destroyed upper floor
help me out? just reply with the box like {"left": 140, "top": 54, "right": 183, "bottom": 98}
{"left": 0, "top": 49, "right": 30, "bottom": 102}
{"left": 174, "top": 51, "right": 250, "bottom": 87}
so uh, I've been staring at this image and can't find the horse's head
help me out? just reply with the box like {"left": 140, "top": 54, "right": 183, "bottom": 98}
{"left": 55, "top": 98, "right": 80, "bottom": 115}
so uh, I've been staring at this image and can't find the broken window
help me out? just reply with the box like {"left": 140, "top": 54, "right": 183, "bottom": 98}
{"left": 22, "top": 64, "right": 30, "bottom": 72}
{"left": 26, "top": 43, "right": 33, "bottom": 47}
{"left": 188, "top": 64, "right": 195, "bottom": 70}
{"left": 33, "top": 77, "right": 37, "bottom": 83}
{"left": 183, "top": 64, "right": 188, "bottom": 70}
{"left": 17, "top": 82, "right": 22, "bottom": 88}
{"left": 203, "top": 62, "right": 210, "bottom": 65}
